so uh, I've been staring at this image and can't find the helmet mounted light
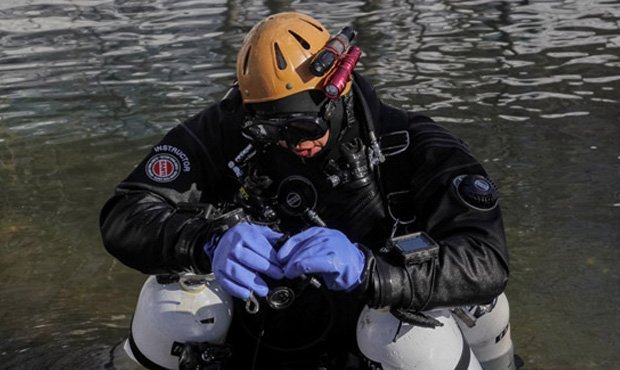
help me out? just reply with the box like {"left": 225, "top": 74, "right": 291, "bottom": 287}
{"left": 309, "top": 26, "right": 357, "bottom": 77}
{"left": 323, "top": 45, "right": 361, "bottom": 99}
{"left": 310, "top": 25, "right": 361, "bottom": 99}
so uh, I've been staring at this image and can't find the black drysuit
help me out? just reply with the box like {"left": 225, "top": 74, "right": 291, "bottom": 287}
{"left": 100, "top": 73, "right": 509, "bottom": 369}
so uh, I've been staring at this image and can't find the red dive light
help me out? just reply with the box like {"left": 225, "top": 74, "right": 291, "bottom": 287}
{"left": 324, "top": 45, "right": 362, "bottom": 99}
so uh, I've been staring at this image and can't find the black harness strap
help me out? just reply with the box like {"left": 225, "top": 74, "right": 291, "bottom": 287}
{"left": 454, "top": 330, "right": 473, "bottom": 370}
{"left": 127, "top": 331, "right": 170, "bottom": 370}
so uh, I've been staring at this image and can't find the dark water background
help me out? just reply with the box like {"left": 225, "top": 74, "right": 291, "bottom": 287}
{"left": 1, "top": 0, "right": 619, "bottom": 369}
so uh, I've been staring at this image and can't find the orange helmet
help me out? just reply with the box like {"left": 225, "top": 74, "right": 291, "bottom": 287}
{"left": 236, "top": 12, "right": 331, "bottom": 104}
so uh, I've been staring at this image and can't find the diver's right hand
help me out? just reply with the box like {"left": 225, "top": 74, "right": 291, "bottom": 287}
{"left": 205, "top": 222, "right": 284, "bottom": 299}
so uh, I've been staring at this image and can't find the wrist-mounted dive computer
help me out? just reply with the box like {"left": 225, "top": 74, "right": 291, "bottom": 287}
{"left": 387, "top": 231, "right": 439, "bottom": 266}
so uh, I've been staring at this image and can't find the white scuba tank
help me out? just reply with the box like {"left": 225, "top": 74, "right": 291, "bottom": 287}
{"left": 357, "top": 307, "right": 483, "bottom": 370}
{"left": 454, "top": 293, "right": 516, "bottom": 370}
{"left": 124, "top": 274, "right": 233, "bottom": 370}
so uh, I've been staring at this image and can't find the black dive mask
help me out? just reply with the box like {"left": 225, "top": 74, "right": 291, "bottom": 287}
{"left": 243, "top": 100, "right": 335, "bottom": 147}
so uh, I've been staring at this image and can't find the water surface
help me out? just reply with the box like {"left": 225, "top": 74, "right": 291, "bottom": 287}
{"left": 1, "top": 1, "right": 619, "bottom": 369}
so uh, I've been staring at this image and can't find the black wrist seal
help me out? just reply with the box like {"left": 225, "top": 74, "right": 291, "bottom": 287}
{"left": 354, "top": 232, "right": 440, "bottom": 310}
{"left": 354, "top": 245, "right": 413, "bottom": 309}
{"left": 169, "top": 202, "right": 218, "bottom": 274}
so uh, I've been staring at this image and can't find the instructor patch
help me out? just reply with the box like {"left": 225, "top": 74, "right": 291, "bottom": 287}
{"left": 145, "top": 153, "right": 181, "bottom": 183}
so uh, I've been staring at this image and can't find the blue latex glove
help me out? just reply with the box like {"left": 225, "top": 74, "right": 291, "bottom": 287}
{"left": 206, "top": 222, "right": 284, "bottom": 299}
{"left": 277, "top": 227, "right": 365, "bottom": 292}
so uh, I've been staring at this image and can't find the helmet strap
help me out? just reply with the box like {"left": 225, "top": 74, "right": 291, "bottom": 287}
{"left": 317, "top": 97, "right": 345, "bottom": 155}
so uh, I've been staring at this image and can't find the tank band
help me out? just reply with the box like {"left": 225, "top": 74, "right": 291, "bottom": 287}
{"left": 128, "top": 331, "right": 169, "bottom": 370}
{"left": 455, "top": 330, "right": 472, "bottom": 370}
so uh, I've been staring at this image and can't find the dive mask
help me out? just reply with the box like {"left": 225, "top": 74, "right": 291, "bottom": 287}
{"left": 242, "top": 99, "right": 334, "bottom": 147}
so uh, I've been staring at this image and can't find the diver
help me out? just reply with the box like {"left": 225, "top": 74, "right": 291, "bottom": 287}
{"left": 100, "top": 12, "right": 516, "bottom": 370}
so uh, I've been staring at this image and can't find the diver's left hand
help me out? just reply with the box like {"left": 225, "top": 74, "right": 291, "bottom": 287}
{"left": 277, "top": 227, "right": 365, "bottom": 291}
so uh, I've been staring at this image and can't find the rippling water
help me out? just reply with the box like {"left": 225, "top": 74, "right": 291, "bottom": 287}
{"left": 1, "top": 1, "right": 619, "bottom": 369}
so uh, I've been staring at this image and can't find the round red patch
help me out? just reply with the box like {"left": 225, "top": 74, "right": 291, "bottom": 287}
{"left": 145, "top": 154, "right": 181, "bottom": 183}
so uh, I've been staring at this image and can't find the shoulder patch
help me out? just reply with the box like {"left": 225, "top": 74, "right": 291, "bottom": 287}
{"left": 144, "top": 145, "right": 192, "bottom": 183}
{"left": 145, "top": 153, "right": 181, "bottom": 183}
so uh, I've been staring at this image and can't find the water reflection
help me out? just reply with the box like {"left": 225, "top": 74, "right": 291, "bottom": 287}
{"left": 1, "top": 0, "right": 619, "bottom": 369}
